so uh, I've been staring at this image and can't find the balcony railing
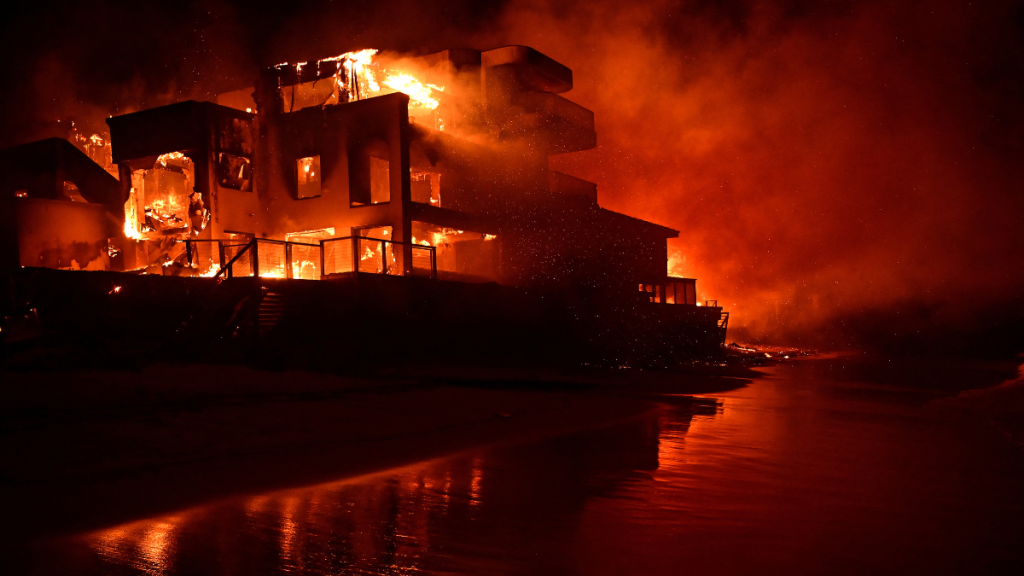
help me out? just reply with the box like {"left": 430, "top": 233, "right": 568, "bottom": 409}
{"left": 321, "top": 236, "right": 436, "bottom": 278}
{"left": 183, "top": 236, "right": 436, "bottom": 280}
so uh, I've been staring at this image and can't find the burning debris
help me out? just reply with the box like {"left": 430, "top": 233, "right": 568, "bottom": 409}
{"left": 274, "top": 50, "right": 447, "bottom": 130}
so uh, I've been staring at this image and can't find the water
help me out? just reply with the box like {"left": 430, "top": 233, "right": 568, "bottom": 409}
{"left": 16, "top": 358, "right": 1024, "bottom": 575}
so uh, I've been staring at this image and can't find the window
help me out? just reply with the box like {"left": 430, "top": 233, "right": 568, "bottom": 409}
{"left": 411, "top": 170, "right": 441, "bottom": 206}
{"left": 217, "top": 153, "right": 252, "bottom": 191}
{"left": 296, "top": 156, "right": 322, "bottom": 199}
{"left": 350, "top": 140, "right": 390, "bottom": 206}
{"left": 369, "top": 157, "right": 389, "bottom": 203}
{"left": 215, "top": 115, "right": 255, "bottom": 191}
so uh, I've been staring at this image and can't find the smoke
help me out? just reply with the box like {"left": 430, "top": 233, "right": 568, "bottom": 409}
{"left": 482, "top": 0, "right": 1024, "bottom": 350}
{"left": 0, "top": 0, "right": 256, "bottom": 145}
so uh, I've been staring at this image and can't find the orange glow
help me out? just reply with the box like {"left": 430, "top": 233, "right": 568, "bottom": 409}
{"left": 381, "top": 73, "right": 443, "bottom": 110}
{"left": 289, "top": 49, "right": 445, "bottom": 116}
{"left": 123, "top": 188, "right": 141, "bottom": 240}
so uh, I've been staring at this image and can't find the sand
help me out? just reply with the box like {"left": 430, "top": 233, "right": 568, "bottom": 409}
{"left": 0, "top": 362, "right": 754, "bottom": 543}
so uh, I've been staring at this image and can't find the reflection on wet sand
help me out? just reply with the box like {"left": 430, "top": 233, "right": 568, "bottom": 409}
{"left": 21, "top": 359, "right": 1024, "bottom": 575}
{"left": 89, "top": 515, "right": 184, "bottom": 576}
{"left": 71, "top": 405, "right": 681, "bottom": 576}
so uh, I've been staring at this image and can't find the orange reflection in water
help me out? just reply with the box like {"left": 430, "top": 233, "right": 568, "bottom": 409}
{"left": 79, "top": 458, "right": 476, "bottom": 575}
{"left": 40, "top": 362, "right": 1024, "bottom": 576}
{"left": 92, "top": 515, "right": 184, "bottom": 576}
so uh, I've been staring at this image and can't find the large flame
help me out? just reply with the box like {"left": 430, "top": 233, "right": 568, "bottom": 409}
{"left": 295, "top": 49, "right": 444, "bottom": 111}
{"left": 123, "top": 188, "right": 141, "bottom": 240}
{"left": 381, "top": 73, "right": 443, "bottom": 110}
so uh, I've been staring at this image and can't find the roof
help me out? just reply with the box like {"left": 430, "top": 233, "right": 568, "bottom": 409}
{"left": 597, "top": 208, "right": 679, "bottom": 238}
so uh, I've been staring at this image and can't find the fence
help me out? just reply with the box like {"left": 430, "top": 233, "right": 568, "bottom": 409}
{"left": 320, "top": 237, "right": 436, "bottom": 278}
{"left": 184, "top": 236, "right": 436, "bottom": 280}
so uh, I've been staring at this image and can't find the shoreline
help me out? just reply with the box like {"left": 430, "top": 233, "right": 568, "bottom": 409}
{"left": 0, "top": 362, "right": 755, "bottom": 544}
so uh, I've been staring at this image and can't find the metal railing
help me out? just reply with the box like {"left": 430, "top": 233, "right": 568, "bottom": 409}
{"left": 184, "top": 236, "right": 436, "bottom": 280}
{"left": 321, "top": 236, "right": 436, "bottom": 278}
{"left": 182, "top": 239, "right": 225, "bottom": 276}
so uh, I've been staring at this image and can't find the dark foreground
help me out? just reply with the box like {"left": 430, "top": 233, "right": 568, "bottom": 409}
{"left": 6, "top": 354, "right": 1024, "bottom": 575}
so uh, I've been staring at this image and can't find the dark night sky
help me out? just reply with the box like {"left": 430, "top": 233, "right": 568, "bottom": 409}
{"left": 3, "top": 0, "right": 1023, "bottom": 351}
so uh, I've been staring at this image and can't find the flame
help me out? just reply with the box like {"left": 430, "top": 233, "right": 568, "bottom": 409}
{"left": 156, "top": 151, "right": 187, "bottom": 168}
{"left": 429, "top": 228, "right": 464, "bottom": 248}
{"left": 303, "top": 49, "right": 445, "bottom": 114}
{"left": 320, "top": 49, "right": 381, "bottom": 98}
{"left": 382, "top": 73, "right": 443, "bottom": 110}
{"left": 292, "top": 259, "right": 318, "bottom": 279}
{"left": 123, "top": 188, "right": 141, "bottom": 240}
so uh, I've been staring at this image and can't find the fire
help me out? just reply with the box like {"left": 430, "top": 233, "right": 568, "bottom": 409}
{"left": 382, "top": 73, "right": 443, "bottom": 110}
{"left": 292, "top": 259, "right": 318, "bottom": 279}
{"left": 294, "top": 49, "right": 445, "bottom": 113}
{"left": 123, "top": 188, "right": 141, "bottom": 240}
{"left": 156, "top": 151, "right": 187, "bottom": 167}
{"left": 430, "top": 228, "right": 464, "bottom": 248}
{"left": 70, "top": 128, "right": 117, "bottom": 177}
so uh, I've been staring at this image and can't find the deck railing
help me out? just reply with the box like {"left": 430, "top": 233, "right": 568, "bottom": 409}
{"left": 320, "top": 236, "right": 436, "bottom": 278}
{"left": 183, "top": 236, "right": 436, "bottom": 280}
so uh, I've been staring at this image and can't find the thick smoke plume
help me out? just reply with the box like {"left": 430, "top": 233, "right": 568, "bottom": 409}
{"left": 482, "top": 0, "right": 1024, "bottom": 351}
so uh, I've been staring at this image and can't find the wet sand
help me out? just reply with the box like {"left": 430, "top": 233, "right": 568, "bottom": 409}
{"left": 0, "top": 362, "right": 755, "bottom": 544}
{"left": 9, "top": 354, "right": 1024, "bottom": 576}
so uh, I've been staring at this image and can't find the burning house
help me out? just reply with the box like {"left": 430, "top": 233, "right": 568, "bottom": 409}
{"left": 0, "top": 46, "right": 727, "bottom": 366}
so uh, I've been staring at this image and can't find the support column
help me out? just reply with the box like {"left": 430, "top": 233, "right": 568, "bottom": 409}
{"left": 387, "top": 94, "right": 414, "bottom": 276}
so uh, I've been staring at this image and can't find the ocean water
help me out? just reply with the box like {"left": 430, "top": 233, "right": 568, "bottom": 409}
{"left": 17, "top": 358, "right": 1024, "bottom": 575}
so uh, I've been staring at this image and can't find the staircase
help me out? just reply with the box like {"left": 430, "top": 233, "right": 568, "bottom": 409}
{"left": 257, "top": 291, "right": 287, "bottom": 337}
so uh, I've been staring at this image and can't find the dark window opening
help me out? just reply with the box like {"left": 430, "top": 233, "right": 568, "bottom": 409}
{"left": 411, "top": 170, "right": 441, "bottom": 206}
{"left": 217, "top": 153, "right": 253, "bottom": 191}
{"left": 349, "top": 141, "right": 390, "bottom": 206}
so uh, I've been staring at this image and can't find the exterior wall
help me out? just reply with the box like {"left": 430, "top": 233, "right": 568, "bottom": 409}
{"left": 1, "top": 138, "right": 122, "bottom": 273}
{"left": 252, "top": 87, "right": 413, "bottom": 272}
{"left": 109, "top": 100, "right": 263, "bottom": 243}
{"left": 16, "top": 198, "right": 116, "bottom": 269}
